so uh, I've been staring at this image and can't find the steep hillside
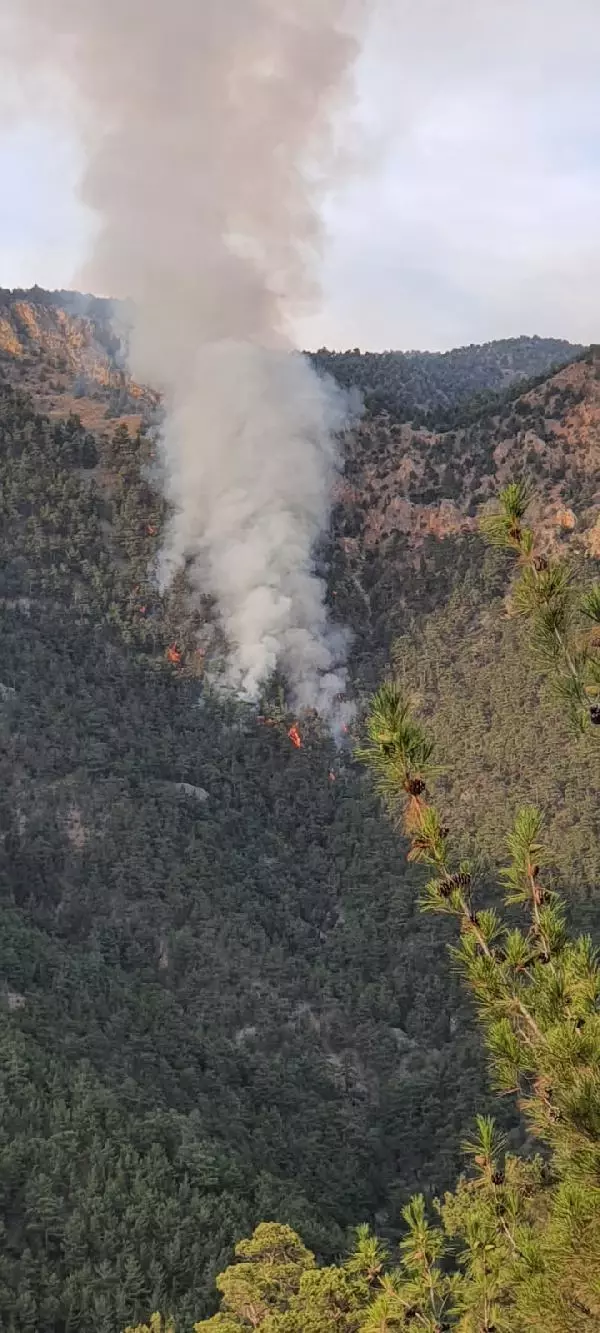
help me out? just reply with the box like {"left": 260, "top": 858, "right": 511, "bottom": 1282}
{"left": 0, "top": 287, "right": 580, "bottom": 435}
{"left": 0, "top": 293, "right": 599, "bottom": 1332}
{"left": 311, "top": 336, "right": 582, "bottom": 424}
{"left": 0, "top": 378, "right": 492, "bottom": 1331}
{"left": 333, "top": 348, "right": 600, "bottom": 664}
{"left": 0, "top": 286, "right": 157, "bottom": 435}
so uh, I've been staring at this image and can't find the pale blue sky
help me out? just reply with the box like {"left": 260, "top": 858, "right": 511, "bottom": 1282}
{"left": 2, "top": 0, "right": 600, "bottom": 351}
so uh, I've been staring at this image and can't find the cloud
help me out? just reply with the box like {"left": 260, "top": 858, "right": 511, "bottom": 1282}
{"left": 299, "top": 0, "right": 600, "bottom": 349}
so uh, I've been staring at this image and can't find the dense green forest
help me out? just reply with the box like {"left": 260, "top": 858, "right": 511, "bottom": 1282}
{"left": 0, "top": 379, "right": 493, "bottom": 1330}
{"left": 0, "top": 325, "right": 599, "bottom": 1332}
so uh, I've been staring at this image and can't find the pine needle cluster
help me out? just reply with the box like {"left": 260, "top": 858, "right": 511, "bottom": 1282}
{"left": 480, "top": 482, "right": 600, "bottom": 732}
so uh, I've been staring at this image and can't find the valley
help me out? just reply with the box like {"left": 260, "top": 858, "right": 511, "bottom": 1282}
{"left": 0, "top": 290, "right": 598, "bottom": 1329}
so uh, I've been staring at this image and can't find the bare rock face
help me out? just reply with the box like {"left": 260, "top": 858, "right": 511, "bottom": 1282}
{"left": 0, "top": 288, "right": 158, "bottom": 435}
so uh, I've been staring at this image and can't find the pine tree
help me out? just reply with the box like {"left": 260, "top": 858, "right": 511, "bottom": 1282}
{"left": 479, "top": 481, "right": 600, "bottom": 734}
{"left": 358, "top": 670, "right": 600, "bottom": 1329}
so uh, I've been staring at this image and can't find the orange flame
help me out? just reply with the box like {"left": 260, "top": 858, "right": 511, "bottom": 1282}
{"left": 288, "top": 724, "right": 302, "bottom": 749}
{"left": 147, "top": 524, "right": 158, "bottom": 536}
{"left": 166, "top": 644, "right": 182, "bottom": 665}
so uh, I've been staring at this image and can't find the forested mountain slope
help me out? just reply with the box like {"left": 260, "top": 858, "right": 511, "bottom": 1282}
{"left": 0, "top": 291, "right": 598, "bottom": 1331}
{"left": 0, "top": 381, "right": 490, "bottom": 1331}
{"left": 0, "top": 287, "right": 580, "bottom": 434}
{"left": 311, "top": 335, "right": 582, "bottom": 423}
{"left": 0, "top": 286, "right": 157, "bottom": 434}
{"left": 333, "top": 346, "right": 600, "bottom": 664}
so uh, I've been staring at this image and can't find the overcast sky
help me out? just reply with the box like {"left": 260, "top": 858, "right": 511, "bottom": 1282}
{"left": 1, "top": 0, "right": 600, "bottom": 352}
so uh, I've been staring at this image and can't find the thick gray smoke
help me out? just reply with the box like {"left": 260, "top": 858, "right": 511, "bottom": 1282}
{"left": 7, "top": 0, "right": 366, "bottom": 721}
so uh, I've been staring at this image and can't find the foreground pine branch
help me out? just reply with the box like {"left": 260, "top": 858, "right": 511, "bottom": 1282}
{"left": 480, "top": 482, "right": 600, "bottom": 733}
{"left": 360, "top": 683, "right": 600, "bottom": 1150}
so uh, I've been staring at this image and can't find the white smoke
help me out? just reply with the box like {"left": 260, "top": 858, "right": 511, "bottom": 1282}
{"left": 4, "top": 0, "right": 368, "bottom": 721}
{"left": 157, "top": 341, "right": 354, "bottom": 712}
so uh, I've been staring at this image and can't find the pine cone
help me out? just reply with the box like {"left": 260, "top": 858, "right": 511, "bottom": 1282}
{"left": 439, "top": 871, "right": 471, "bottom": 896}
{"left": 437, "top": 878, "right": 455, "bottom": 899}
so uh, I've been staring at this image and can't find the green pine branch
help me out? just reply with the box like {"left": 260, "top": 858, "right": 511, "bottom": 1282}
{"left": 479, "top": 483, "right": 600, "bottom": 733}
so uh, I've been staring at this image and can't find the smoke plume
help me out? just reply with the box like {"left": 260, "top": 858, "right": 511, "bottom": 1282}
{"left": 7, "top": 0, "right": 366, "bottom": 720}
